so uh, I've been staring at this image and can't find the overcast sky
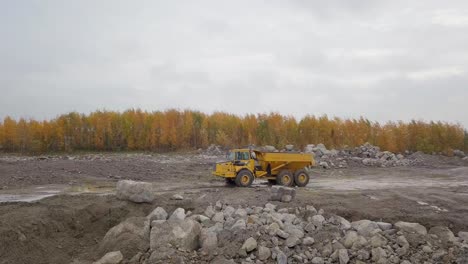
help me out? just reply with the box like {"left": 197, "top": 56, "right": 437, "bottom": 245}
{"left": 1, "top": 1, "right": 467, "bottom": 127}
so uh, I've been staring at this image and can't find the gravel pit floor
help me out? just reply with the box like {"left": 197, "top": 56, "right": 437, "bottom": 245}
{"left": 0, "top": 153, "right": 467, "bottom": 263}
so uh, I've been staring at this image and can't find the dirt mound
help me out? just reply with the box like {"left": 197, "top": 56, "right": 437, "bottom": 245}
{"left": 0, "top": 194, "right": 152, "bottom": 264}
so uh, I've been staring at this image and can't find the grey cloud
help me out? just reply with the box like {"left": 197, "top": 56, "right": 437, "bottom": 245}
{"left": 0, "top": 0, "right": 467, "bottom": 127}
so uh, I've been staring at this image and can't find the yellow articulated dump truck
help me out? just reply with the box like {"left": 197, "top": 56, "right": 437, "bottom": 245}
{"left": 212, "top": 148, "right": 315, "bottom": 187}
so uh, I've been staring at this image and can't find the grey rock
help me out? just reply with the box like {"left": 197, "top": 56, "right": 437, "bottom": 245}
{"left": 343, "top": 231, "right": 359, "bottom": 248}
{"left": 98, "top": 217, "right": 149, "bottom": 259}
{"left": 376, "top": 222, "right": 392, "bottom": 231}
{"left": 241, "top": 237, "right": 257, "bottom": 252}
{"left": 276, "top": 251, "right": 287, "bottom": 264}
{"left": 311, "top": 214, "right": 325, "bottom": 227}
{"left": 276, "top": 229, "right": 289, "bottom": 239}
{"left": 322, "top": 242, "right": 333, "bottom": 257}
{"left": 116, "top": 180, "right": 155, "bottom": 203}
{"left": 311, "top": 257, "right": 324, "bottom": 264}
{"left": 93, "top": 251, "right": 123, "bottom": 264}
{"left": 338, "top": 249, "right": 349, "bottom": 264}
{"left": 210, "top": 255, "right": 236, "bottom": 264}
{"left": 268, "top": 222, "right": 280, "bottom": 235}
{"left": 212, "top": 212, "right": 224, "bottom": 222}
{"left": 231, "top": 219, "right": 246, "bottom": 230}
{"left": 264, "top": 203, "right": 277, "bottom": 211}
{"left": 370, "top": 234, "right": 388, "bottom": 248}
{"left": 200, "top": 229, "right": 218, "bottom": 254}
{"left": 234, "top": 208, "right": 247, "bottom": 218}
{"left": 150, "top": 219, "right": 201, "bottom": 251}
{"left": 395, "top": 221, "right": 427, "bottom": 235}
{"left": 171, "top": 194, "right": 183, "bottom": 200}
{"left": 281, "top": 194, "right": 292, "bottom": 203}
{"left": 351, "top": 220, "right": 381, "bottom": 237}
{"left": 223, "top": 206, "right": 235, "bottom": 217}
{"left": 205, "top": 205, "right": 216, "bottom": 218}
{"left": 285, "top": 235, "right": 301, "bottom": 247}
{"left": 458, "top": 231, "right": 468, "bottom": 242}
{"left": 371, "top": 247, "right": 387, "bottom": 262}
{"left": 428, "top": 226, "right": 456, "bottom": 245}
{"left": 257, "top": 246, "right": 271, "bottom": 261}
{"left": 270, "top": 186, "right": 296, "bottom": 202}
{"left": 303, "top": 237, "right": 315, "bottom": 245}
{"left": 422, "top": 245, "right": 432, "bottom": 253}
{"left": 147, "top": 207, "right": 168, "bottom": 222}
{"left": 168, "top": 208, "right": 186, "bottom": 221}
{"left": 215, "top": 200, "right": 223, "bottom": 210}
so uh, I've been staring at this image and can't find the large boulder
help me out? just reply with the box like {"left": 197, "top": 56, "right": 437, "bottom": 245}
{"left": 395, "top": 221, "right": 427, "bottom": 235}
{"left": 150, "top": 219, "right": 202, "bottom": 251}
{"left": 98, "top": 217, "right": 150, "bottom": 259}
{"left": 429, "top": 226, "right": 456, "bottom": 245}
{"left": 270, "top": 186, "right": 296, "bottom": 202}
{"left": 93, "top": 251, "right": 123, "bottom": 264}
{"left": 116, "top": 180, "right": 155, "bottom": 203}
{"left": 351, "top": 220, "right": 380, "bottom": 237}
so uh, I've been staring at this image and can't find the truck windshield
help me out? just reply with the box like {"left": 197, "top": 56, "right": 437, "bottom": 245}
{"left": 228, "top": 151, "right": 250, "bottom": 161}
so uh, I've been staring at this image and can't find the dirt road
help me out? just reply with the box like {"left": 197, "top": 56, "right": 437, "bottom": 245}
{"left": 0, "top": 153, "right": 467, "bottom": 263}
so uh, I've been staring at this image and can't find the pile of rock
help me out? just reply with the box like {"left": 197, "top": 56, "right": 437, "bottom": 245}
{"left": 304, "top": 143, "right": 418, "bottom": 169}
{"left": 94, "top": 201, "right": 468, "bottom": 264}
{"left": 201, "top": 145, "right": 226, "bottom": 156}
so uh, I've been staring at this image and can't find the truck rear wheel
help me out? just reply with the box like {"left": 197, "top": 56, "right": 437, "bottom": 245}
{"left": 277, "top": 170, "right": 294, "bottom": 187}
{"left": 235, "top": 170, "right": 254, "bottom": 187}
{"left": 294, "top": 169, "right": 310, "bottom": 187}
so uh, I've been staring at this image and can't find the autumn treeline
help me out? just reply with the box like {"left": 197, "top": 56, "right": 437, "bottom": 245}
{"left": 0, "top": 109, "right": 466, "bottom": 154}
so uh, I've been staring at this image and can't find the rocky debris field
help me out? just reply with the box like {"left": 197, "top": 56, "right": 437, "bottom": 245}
{"left": 1, "top": 150, "right": 468, "bottom": 264}
{"left": 303, "top": 143, "right": 467, "bottom": 170}
{"left": 89, "top": 185, "right": 468, "bottom": 264}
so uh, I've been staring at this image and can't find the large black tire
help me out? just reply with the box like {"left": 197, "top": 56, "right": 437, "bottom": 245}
{"left": 235, "top": 170, "right": 254, "bottom": 187}
{"left": 294, "top": 169, "right": 310, "bottom": 187}
{"left": 276, "top": 170, "right": 294, "bottom": 187}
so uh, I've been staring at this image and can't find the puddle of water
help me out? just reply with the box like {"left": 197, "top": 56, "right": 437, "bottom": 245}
{"left": 0, "top": 193, "right": 57, "bottom": 203}
{"left": 0, "top": 184, "right": 115, "bottom": 203}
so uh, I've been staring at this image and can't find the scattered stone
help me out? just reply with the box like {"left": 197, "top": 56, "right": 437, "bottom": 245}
{"left": 276, "top": 251, "right": 287, "bottom": 264}
{"left": 257, "top": 246, "right": 271, "bottom": 260}
{"left": 303, "top": 237, "right": 315, "bottom": 245}
{"left": 200, "top": 230, "right": 218, "bottom": 254}
{"left": 311, "top": 257, "right": 324, "bottom": 264}
{"left": 241, "top": 237, "right": 257, "bottom": 252}
{"left": 351, "top": 220, "right": 380, "bottom": 237}
{"left": 147, "top": 207, "right": 168, "bottom": 222}
{"left": 371, "top": 247, "right": 387, "bottom": 262}
{"left": 212, "top": 212, "right": 224, "bottom": 222}
{"left": 338, "top": 249, "right": 349, "bottom": 264}
{"left": 169, "top": 208, "right": 186, "bottom": 221}
{"left": 171, "top": 194, "right": 184, "bottom": 200}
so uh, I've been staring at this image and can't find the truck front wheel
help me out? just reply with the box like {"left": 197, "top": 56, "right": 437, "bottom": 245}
{"left": 277, "top": 170, "right": 294, "bottom": 187}
{"left": 235, "top": 170, "right": 254, "bottom": 187}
